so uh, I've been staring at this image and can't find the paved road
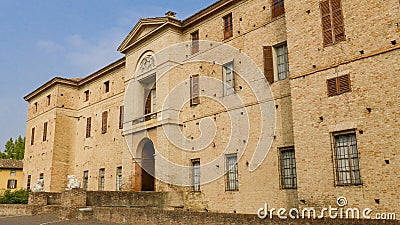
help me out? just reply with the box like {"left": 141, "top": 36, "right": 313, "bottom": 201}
{"left": 0, "top": 214, "right": 123, "bottom": 225}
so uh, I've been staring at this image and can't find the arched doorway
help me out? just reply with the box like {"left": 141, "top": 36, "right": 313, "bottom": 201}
{"left": 141, "top": 140, "right": 155, "bottom": 191}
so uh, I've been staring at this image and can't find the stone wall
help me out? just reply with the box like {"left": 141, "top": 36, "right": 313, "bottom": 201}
{"left": 0, "top": 204, "right": 35, "bottom": 216}
{"left": 90, "top": 207, "right": 399, "bottom": 225}
{"left": 86, "top": 191, "right": 183, "bottom": 210}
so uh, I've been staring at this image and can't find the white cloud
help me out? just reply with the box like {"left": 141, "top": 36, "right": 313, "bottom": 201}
{"left": 65, "top": 28, "right": 125, "bottom": 74}
{"left": 36, "top": 40, "right": 64, "bottom": 53}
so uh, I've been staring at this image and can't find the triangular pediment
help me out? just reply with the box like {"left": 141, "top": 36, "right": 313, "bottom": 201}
{"left": 118, "top": 17, "right": 182, "bottom": 53}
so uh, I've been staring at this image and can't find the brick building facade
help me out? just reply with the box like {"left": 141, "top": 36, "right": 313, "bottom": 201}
{"left": 23, "top": 0, "right": 399, "bottom": 217}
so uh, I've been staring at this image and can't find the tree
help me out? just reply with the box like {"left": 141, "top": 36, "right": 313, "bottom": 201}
{"left": 0, "top": 189, "right": 29, "bottom": 204}
{"left": 0, "top": 136, "right": 25, "bottom": 160}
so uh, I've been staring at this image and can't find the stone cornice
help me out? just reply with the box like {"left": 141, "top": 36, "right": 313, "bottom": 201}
{"left": 182, "top": 0, "right": 238, "bottom": 28}
{"left": 118, "top": 17, "right": 182, "bottom": 53}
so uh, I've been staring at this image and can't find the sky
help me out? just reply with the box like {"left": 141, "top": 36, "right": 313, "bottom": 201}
{"left": 0, "top": 0, "right": 216, "bottom": 150}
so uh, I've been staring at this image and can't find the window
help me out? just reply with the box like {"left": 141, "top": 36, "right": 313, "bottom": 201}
{"left": 263, "top": 46, "right": 274, "bottom": 84}
{"left": 279, "top": 147, "right": 297, "bottom": 189}
{"left": 98, "top": 168, "right": 105, "bottom": 191}
{"left": 190, "top": 75, "right": 200, "bottom": 106}
{"left": 39, "top": 173, "right": 44, "bottom": 186}
{"left": 31, "top": 127, "right": 35, "bottom": 145}
{"left": 276, "top": 44, "right": 289, "bottom": 80}
{"left": 86, "top": 117, "right": 92, "bottom": 138}
{"left": 104, "top": 81, "right": 110, "bottom": 93}
{"left": 27, "top": 175, "right": 31, "bottom": 190}
{"left": 332, "top": 131, "right": 361, "bottom": 186}
{"left": 83, "top": 171, "right": 89, "bottom": 190}
{"left": 119, "top": 106, "right": 124, "bottom": 129}
{"left": 47, "top": 95, "right": 51, "bottom": 106}
{"left": 43, "top": 122, "right": 48, "bottom": 141}
{"left": 320, "top": 0, "right": 345, "bottom": 46}
{"left": 271, "top": 0, "right": 285, "bottom": 18}
{"left": 144, "top": 87, "right": 156, "bottom": 118}
{"left": 101, "top": 111, "right": 108, "bottom": 134}
{"left": 223, "top": 13, "right": 233, "bottom": 39}
{"left": 34, "top": 102, "right": 38, "bottom": 112}
{"left": 191, "top": 30, "right": 199, "bottom": 54}
{"left": 7, "top": 179, "right": 17, "bottom": 189}
{"left": 84, "top": 90, "right": 90, "bottom": 101}
{"left": 223, "top": 61, "right": 235, "bottom": 96}
{"left": 10, "top": 170, "right": 16, "bottom": 176}
{"left": 326, "top": 74, "right": 351, "bottom": 97}
{"left": 225, "top": 154, "right": 238, "bottom": 191}
{"left": 116, "top": 167, "right": 122, "bottom": 191}
{"left": 192, "top": 159, "right": 200, "bottom": 192}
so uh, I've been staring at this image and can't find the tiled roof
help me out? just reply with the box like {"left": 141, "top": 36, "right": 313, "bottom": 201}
{"left": 0, "top": 159, "right": 23, "bottom": 169}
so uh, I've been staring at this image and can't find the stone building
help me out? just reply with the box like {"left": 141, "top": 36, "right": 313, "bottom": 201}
{"left": 23, "top": 0, "right": 399, "bottom": 217}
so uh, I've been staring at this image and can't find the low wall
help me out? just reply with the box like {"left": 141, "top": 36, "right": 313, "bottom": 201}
{"left": 90, "top": 207, "right": 399, "bottom": 225}
{"left": 0, "top": 204, "right": 34, "bottom": 216}
{"left": 86, "top": 191, "right": 184, "bottom": 209}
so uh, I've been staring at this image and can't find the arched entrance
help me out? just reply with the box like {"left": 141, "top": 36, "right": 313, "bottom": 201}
{"left": 141, "top": 140, "right": 155, "bottom": 191}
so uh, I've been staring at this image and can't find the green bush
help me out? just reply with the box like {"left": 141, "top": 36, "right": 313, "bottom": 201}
{"left": 0, "top": 189, "right": 29, "bottom": 204}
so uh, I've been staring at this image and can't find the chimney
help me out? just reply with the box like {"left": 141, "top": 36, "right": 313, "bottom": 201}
{"left": 165, "top": 11, "right": 177, "bottom": 18}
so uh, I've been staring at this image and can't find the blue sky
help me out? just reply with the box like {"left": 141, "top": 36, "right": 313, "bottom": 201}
{"left": 0, "top": 0, "right": 216, "bottom": 150}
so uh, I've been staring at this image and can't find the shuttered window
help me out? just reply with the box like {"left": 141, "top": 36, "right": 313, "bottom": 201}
{"left": 276, "top": 44, "right": 290, "bottom": 80}
{"left": 263, "top": 46, "right": 274, "bottom": 84}
{"left": 7, "top": 179, "right": 17, "bottom": 189}
{"left": 223, "top": 61, "right": 235, "bottom": 96}
{"left": 31, "top": 127, "right": 35, "bottom": 145}
{"left": 320, "top": 0, "right": 345, "bottom": 46}
{"left": 223, "top": 13, "right": 233, "bottom": 39}
{"left": 119, "top": 106, "right": 124, "bottom": 129}
{"left": 271, "top": 0, "right": 285, "bottom": 18}
{"left": 43, "top": 122, "right": 48, "bottom": 141}
{"left": 86, "top": 117, "right": 91, "bottom": 138}
{"left": 101, "top": 111, "right": 108, "bottom": 134}
{"left": 84, "top": 90, "right": 90, "bottom": 101}
{"left": 104, "top": 81, "right": 110, "bottom": 93}
{"left": 191, "top": 31, "right": 199, "bottom": 54}
{"left": 326, "top": 74, "right": 351, "bottom": 97}
{"left": 190, "top": 74, "right": 200, "bottom": 106}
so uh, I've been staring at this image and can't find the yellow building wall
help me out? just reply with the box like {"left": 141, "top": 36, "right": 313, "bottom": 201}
{"left": 0, "top": 168, "right": 24, "bottom": 194}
